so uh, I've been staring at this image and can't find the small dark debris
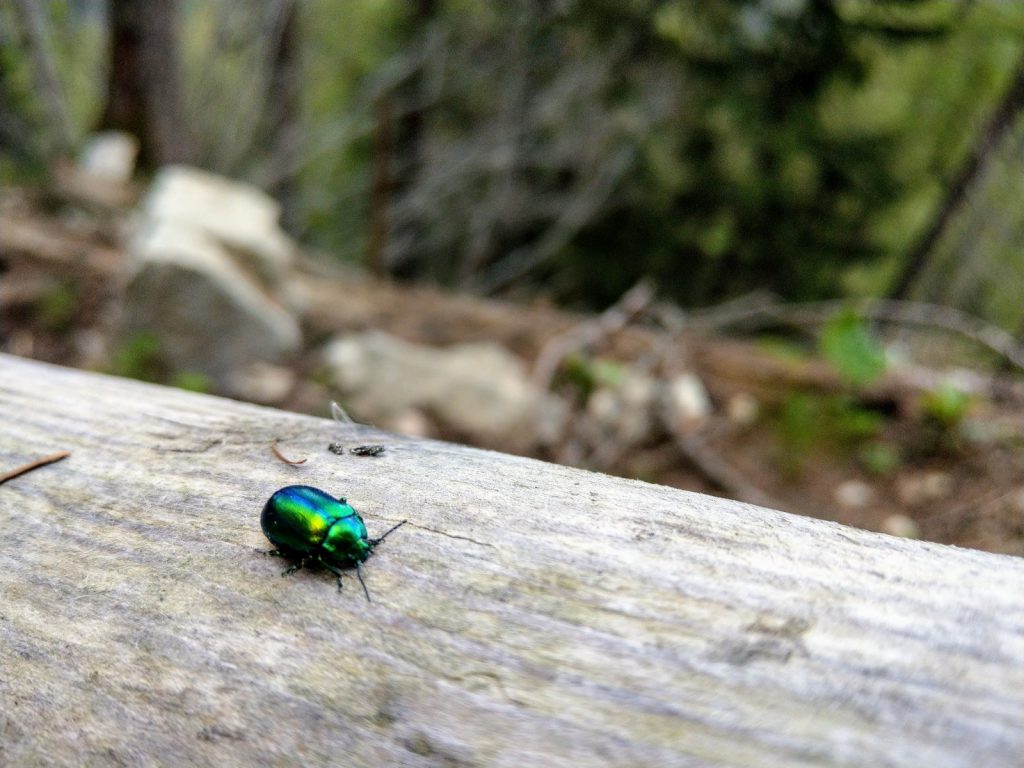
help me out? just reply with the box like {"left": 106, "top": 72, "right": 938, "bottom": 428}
{"left": 351, "top": 444, "right": 386, "bottom": 457}
{"left": 328, "top": 442, "right": 386, "bottom": 456}
{"left": 198, "top": 724, "right": 244, "bottom": 743}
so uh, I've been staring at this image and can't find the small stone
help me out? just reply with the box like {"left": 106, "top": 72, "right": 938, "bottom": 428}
{"left": 662, "top": 373, "right": 712, "bottom": 431}
{"left": 881, "top": 514, "right": 921, "bottom": 539}
{"left": 386, "top": 408, "right": 432, "bottom": 438}
{"left": 726, "top": 392, "right": 759, "bottom": 426}
{"left": 227, "top": 362, "right": 296, "bottom": 404}
{"left": 79, "top": 131, "right": 138, "bottom": 182}
{"left": 73, "top": 328, "right": 108, "bottom": 369}
{"left": 896, "top": 471, "right": 955, "bottom": 507}
{"left": 1009, "top": 488, "right": 1024, "bottom": 514}
{"left": 350, "top": 445, "right": 386, "bottom": 457}
{"left": 586, "top": 387, "right": 619, "bottom": 424}
{"left": 588, "top": 374, "right": 658, "bottom": 446}
{"left": 834, "top": 480, "right": 875, "bottom": 510}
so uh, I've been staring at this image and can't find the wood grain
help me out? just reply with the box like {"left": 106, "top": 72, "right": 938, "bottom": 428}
{"left": 1, "top": 353, "right": 1022, "bottom": 767}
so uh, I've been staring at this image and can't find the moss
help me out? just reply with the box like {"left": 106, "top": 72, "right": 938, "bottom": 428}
{"left": 34, "top": 282, "right": 79, "bottom": 333}
{"left": 109, "top": 332, "right": 164, "bottom": 382}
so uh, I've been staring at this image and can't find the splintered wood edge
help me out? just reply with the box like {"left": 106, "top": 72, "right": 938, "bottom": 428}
{"left": 0, "top": 353, "right": 1022, "bottom": 768}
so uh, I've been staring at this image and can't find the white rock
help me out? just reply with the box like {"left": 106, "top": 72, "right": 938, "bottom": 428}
{"left": 120, "top": 167, "right": 304, "bottom": 387}
{"left": 834, "top": 480, "right": 875, "bottom": 510}
{"left": 323, "top": 331, "right": 561, "bottom": 450}
{"left": 143, "top": 166, "right": 294, "bottom": 283}
{"left": 122, "top": 221, "right": 301, "bottom": 385}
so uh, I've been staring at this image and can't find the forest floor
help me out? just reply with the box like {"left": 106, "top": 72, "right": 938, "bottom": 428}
{"left": 3, "top": 185, "right": 1023, "bottom": 557}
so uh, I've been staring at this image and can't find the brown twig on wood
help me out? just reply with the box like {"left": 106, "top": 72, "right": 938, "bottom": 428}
{"left": 270, "top": 440, "right": 307, "bottom": 465}
{"left": 0, "top": 450, "right": 71, "bottom": 487}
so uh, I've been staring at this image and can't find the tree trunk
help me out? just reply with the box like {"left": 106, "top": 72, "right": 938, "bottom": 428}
{"left": 889, "top": 54, "right": 1024, "bottom": 299}
{"left": 386, "top": 0, "right": 439, "bottom": 278}
{"left": 97, "top": 0, "right": 194, "bottom": 167}
{"left": 260, "top": 0, "right": 302, "bottom": 233}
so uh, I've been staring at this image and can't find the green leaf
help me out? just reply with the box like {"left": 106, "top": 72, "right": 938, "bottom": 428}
{"left": 820, "top": 309, "right": 886, "bottom": 388}
{"left": 921, "top": 383, "right": 970, "bottom": 428}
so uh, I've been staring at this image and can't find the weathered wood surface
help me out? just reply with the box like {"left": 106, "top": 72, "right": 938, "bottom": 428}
{"left": 1, "top": 353, "right": 1022, "bottom": 768}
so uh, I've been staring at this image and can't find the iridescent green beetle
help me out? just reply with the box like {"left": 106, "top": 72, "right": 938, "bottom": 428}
{"left": 261, "top": 485, "right": 406, "bottom": 601}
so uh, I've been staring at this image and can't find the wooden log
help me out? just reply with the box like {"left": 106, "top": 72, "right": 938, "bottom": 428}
{"left": 0, "top": 353, "right": 1022, "bottom": 767}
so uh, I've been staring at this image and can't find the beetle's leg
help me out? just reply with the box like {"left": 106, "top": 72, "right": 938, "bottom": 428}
{"left": 281, "top": 558, "right": 305, "bottom": 577}
{"left": 264, "top": 549, "right": 284, "bottom": 558}
{"left": 355, "top": 561, "right": 372, "bottom": 603}
{"left": 369, "top": 519, "right": 408, "bottom": 547}
{"left": 321, "top": 561, "right": 346, "bottom": 594}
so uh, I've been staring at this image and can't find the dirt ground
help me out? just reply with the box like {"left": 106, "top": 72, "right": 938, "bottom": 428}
{"left": 3, "top": 189, "right": 1023, "bottom": 557}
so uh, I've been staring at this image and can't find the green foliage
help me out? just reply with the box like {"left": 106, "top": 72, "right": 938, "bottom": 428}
{"left": 110, "top": 333, "right": 211, "bottom": 393}
{"left": 819, "top": 309, "right": 887, "bottom": 387}
{"left": 921, "top": 382, "right": 970, "bottom": 428}
{"left": 562, "top": 354, "right": 626, "bottom": 399}
{"left": 774, "top": 392, "right": 886, "bottom": 474}
{"left": 857, "top": 442, "right": 901, "bottom": 476}
{"left": 9, "top": 0, "right": 1024, "bottom": 315}
{"left": 34, "top": 282, "right": 78, "bottom": 332}
{"left": 557, "top": 0, "right": 957, "bottom": 307}
{"left": 831, "top": 397, "right": 886, "bottom": 440}
{"left": 110, "top": 332, "right": 164, "bottom": 383}
{"left": 777, "top": 393, "right": 819, "bottom": 467}
{"left": 171, "top": 371, "right": 211, "bottom": 393}
{"left": 757, "top": 336, "right": 811, "bottom": 362}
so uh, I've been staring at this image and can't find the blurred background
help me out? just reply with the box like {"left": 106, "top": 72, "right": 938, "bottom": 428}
{"left": 2, "top": 0, "right": 1024, "bottom": 553}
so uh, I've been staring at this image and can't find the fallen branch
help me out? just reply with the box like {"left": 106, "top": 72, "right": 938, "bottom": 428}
{"left": 690, "top": 295, "right": 1024, "bottom": 375}
{"left": 670, "top": 431, "right": 780, "bottom": 509}
{"left": 531, "top": 278, "right": 656, "bottom": 389}
{"left": 6, "top": 353, "right": 1024, "bottom": 766}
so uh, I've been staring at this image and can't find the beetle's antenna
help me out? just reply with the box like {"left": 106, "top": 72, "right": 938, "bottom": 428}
{"left": 370, "top": 519, "right": 407, "bottom": 546}
{"left": 355, "top": 561, "right": 372, "bottom": 602}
